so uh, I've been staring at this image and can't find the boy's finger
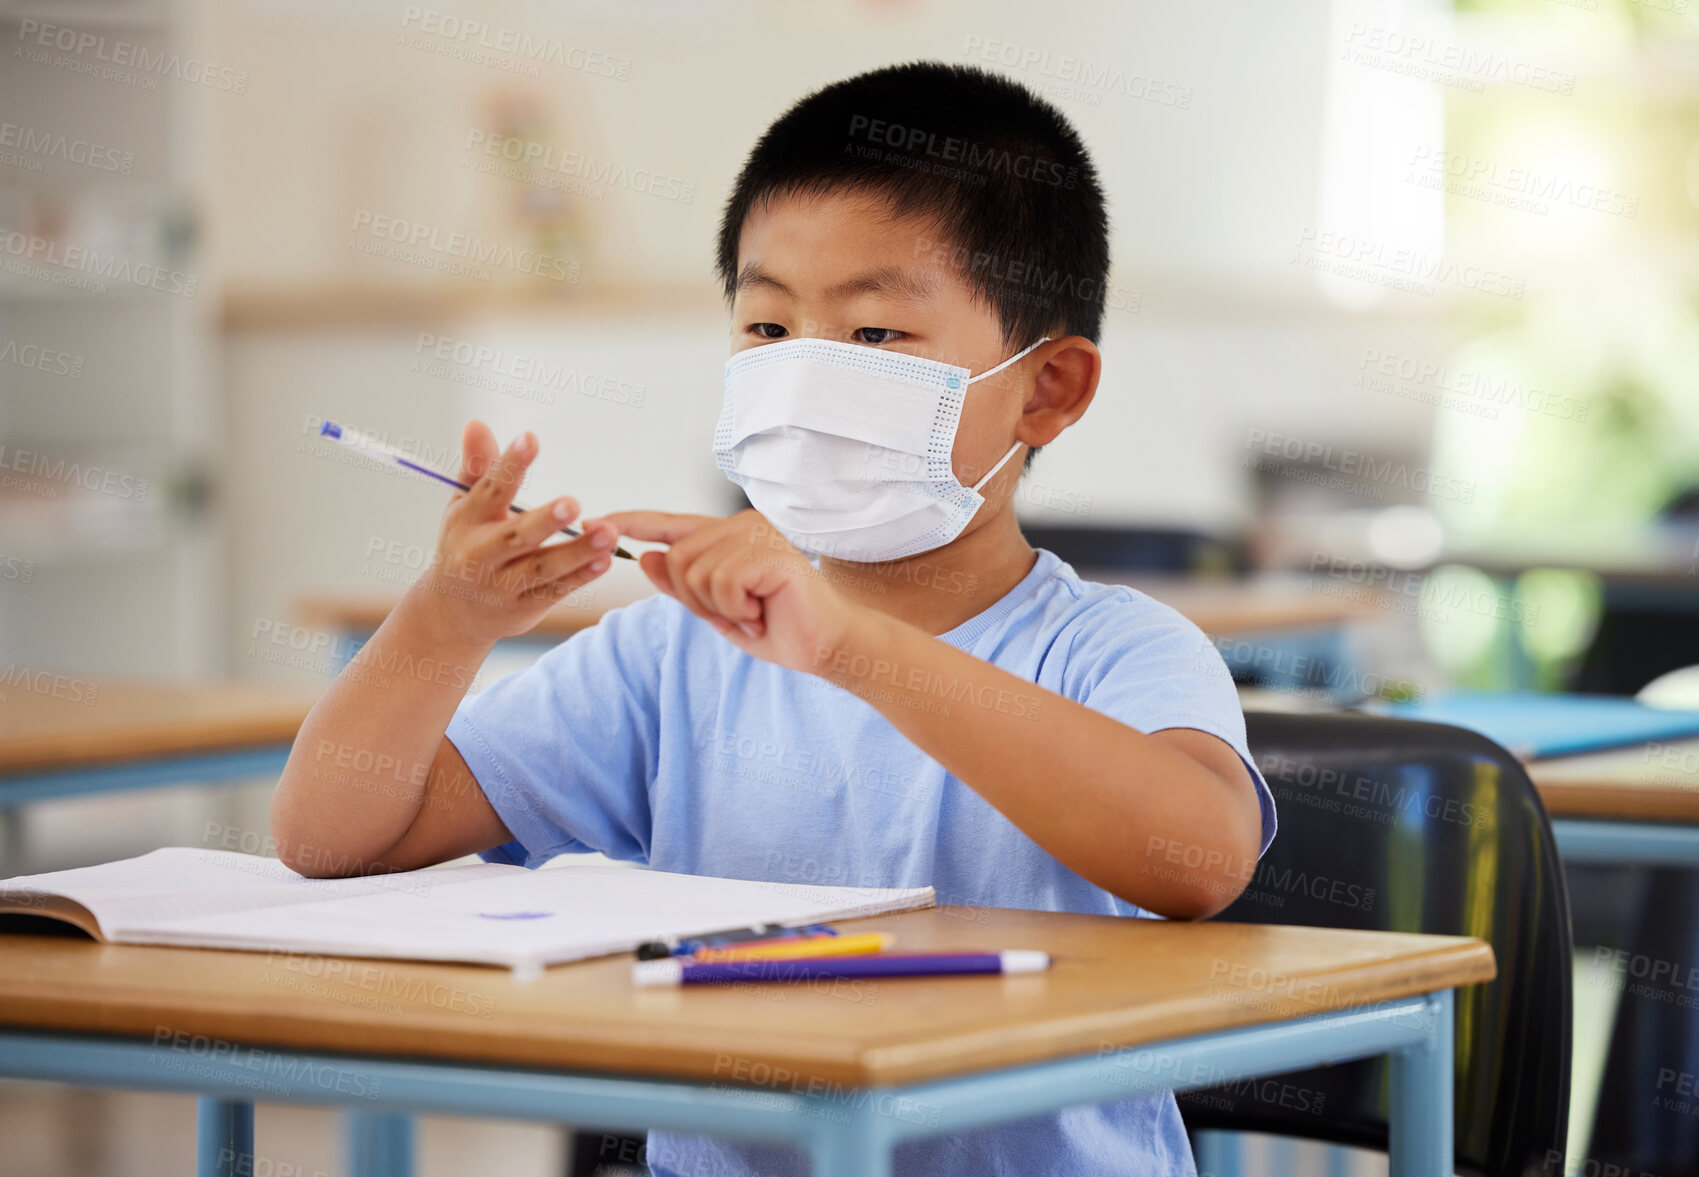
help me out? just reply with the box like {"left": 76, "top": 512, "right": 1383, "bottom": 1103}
{"left": 594, "top": 510, "right": 717, "bottom": 545}
{"left": 509, "top": 533, "right": 614, "bottom": 596}
{"left": 695, "top": 534, "right": 765, "bottom": 623}
{"left": 637, "top": 550, "right": 677, "bottom": 599}
{"left": 456, "top": 420, "right": 500, "bottom": 489}
{"left": 472, "top": 431, "right": 537, "bottom": 516}
{"left": 471, "top": 497, "right": 581, "bottom": 562}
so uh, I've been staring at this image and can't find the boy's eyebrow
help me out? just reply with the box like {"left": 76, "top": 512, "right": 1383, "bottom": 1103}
{"left": 734, "top": 263, "right": 937, "bottom": 304}
{"left": 824, "top": 265, "right": 937, "bottom": 304}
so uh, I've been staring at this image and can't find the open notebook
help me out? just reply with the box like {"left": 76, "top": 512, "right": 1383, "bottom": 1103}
{"left": 0, "top": 848, "right": 935, "bottom": 975}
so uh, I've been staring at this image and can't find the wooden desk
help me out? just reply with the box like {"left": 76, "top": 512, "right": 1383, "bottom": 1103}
{"left": 1528, "top": 737, "right": 1699, "bottom": 865}
{"left": 1529, "top": 737, "right": 1699, "bottom": 825}
{"left": 0, "top": 907, "right": 1493, "bottom": 1177}
{"left": 0, "top": 681, "right": 317, "bottom": 781}
{"left": 0, "top": 681, "right": 318, "bottom": 876}
{"left": 298, "top": 570, "right": 1387, "bottom": 650}
{"left": 1100, "top": 573, "right": 1390, "bottom": 637}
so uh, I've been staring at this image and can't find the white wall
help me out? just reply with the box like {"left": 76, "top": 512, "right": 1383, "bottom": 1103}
{"left": 214, "top": 0, "right": 1452, "bottom": 677}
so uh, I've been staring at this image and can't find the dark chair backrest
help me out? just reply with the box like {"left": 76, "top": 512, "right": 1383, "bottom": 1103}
{"left": 1178, "top": 712, "right": 1573, "bottom": 1177}
{"left": 1021, "top": 524, "right": 1247, "bottom": 576}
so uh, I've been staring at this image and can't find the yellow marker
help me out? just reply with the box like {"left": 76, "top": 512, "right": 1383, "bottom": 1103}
{"left": 692, "top": 932, "right": 894, "bottom": 964}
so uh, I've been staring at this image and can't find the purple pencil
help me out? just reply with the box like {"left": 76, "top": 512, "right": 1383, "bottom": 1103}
{"left": 631, "top": 951, "right": 1050, "bottom": 987}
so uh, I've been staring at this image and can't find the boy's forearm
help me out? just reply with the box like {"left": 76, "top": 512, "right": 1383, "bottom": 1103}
{"left": 270, "top": 585, "right": 494, "bottom": 873}
{"left": 812, "top": 609, "right": 1260, "bottom": 918}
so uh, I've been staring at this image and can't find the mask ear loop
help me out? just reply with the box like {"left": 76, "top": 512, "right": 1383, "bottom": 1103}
{"left": 965, "top": 335, "right": 1052, "bottom": 385}
{"left": 964, "top": 336, "right": 1051, "bottom": 493}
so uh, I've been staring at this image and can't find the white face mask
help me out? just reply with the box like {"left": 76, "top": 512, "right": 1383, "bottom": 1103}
{"left": 713, "top": 335, "right": 1050, "bottom": 562}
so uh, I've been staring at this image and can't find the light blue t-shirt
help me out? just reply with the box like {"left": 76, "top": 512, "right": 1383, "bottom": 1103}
{"left": 446, "top": 547, "right": 1276, "bottom": 1177}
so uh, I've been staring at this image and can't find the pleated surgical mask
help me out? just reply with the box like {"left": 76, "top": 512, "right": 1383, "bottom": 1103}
{"left": 713, "top": 336, "right": 1049, "bottom": 562}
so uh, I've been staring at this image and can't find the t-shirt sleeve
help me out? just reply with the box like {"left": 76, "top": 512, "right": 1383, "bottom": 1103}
{"left": 1060, "top": 593, "right": 1278, "bottom": 858}
{"left": 444, "top": 596, "right": 671, "bottom": 868}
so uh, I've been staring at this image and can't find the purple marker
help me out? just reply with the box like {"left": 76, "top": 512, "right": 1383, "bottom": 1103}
{"left": 631, "top": 951, "right": 1051, "bottom": 987}
{"left": 317, "top": 420, "right": 635, "bottom": 559}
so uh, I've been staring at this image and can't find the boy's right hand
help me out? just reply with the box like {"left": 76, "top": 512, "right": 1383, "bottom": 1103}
{"left": 407, "top": 420, "right": 621, "bottom": 646}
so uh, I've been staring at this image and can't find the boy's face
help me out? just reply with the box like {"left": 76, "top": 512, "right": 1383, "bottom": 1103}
{"left": 729, "top": 188, "right": 1039, "bottom": 496}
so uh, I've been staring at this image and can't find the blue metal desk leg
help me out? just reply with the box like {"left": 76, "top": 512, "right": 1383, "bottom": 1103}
{"left": 809, "top": 1105, "right": 894, "bottom": 1177}
{"left": 1388, "top": 990, "right": 1454, "bottom": 1177}
{"left": 197, "top": 1098, "right": 253, "bottom": 1177}
{"left": 347, "top": 1109, "right": 414, "bottom": 1177}
{"left": 1194, "top": 1129, "right": 1243, "bottom": 1177}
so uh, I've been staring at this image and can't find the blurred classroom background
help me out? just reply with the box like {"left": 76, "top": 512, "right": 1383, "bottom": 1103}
{"left": 4, "top": 0, "right": 1699, "bottom": 1174}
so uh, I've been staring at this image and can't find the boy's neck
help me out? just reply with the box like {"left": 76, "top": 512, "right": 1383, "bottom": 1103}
{"left": 817, "top": 511, "right": 1039, "bottom": 637}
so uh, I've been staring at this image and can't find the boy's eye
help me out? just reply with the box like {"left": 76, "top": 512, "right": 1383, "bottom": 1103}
{"left": 851, "top": 328, "right": 905, "bottom": 345}
{"left": 749, "top": 323, "right": 788, "bottom": 339}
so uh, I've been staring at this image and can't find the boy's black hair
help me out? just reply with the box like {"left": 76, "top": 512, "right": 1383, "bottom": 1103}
{"left": 716, "top": 62, "right": 1111, "bottom": 471}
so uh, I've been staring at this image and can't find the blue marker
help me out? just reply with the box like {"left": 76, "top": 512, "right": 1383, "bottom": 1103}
{"left": 634, "top": 924, "right": 838, "bottom": 961}
{"left": 317, "top": 420, "right": 635, "bottom": 559}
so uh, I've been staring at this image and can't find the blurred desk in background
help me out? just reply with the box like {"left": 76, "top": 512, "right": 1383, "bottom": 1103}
{"left": 302, "top": 570, "right": 1393, "bottom": 662}
{"left": 1529, "top": 736, "right": 1699, "bottom": 866}
{"left": 0, "top": 681, "right": 319, "bottom": 872}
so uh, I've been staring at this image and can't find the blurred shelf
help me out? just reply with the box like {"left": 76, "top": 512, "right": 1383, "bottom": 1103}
{"left": 217, "top": 271, "right": 1495, "bottom": 332}
{"left": 0, "top": 274, "right": 181, "bottom": 305}
{"left": 0, "top": 3, "right": 169, "bottom": 29}
{"left": 220, "top": 280, "right": 726, "bottom": 332}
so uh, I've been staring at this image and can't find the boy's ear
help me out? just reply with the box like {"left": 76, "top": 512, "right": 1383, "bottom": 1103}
{"left": 1018, "top": 337, "right": 1101, "bottom": 448}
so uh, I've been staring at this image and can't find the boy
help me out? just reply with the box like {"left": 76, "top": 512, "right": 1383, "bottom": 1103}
{"left": 271, "top": 61, "right": 1275, "bottom": 1177}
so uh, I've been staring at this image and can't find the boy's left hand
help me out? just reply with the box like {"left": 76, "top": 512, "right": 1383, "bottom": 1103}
{"left": 592, "top": 509, "right": 865, "bottom": 673}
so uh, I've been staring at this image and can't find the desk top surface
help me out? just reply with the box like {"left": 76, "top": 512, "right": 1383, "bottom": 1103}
{"left": 0, "top": 906, "right": 1493, "bottom": 1087}
{"left": 1528, "top": 736, "right": 1699, "bottom": 823}
{"left": 0, "top": 681, "right": 319, "bottom": 776}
